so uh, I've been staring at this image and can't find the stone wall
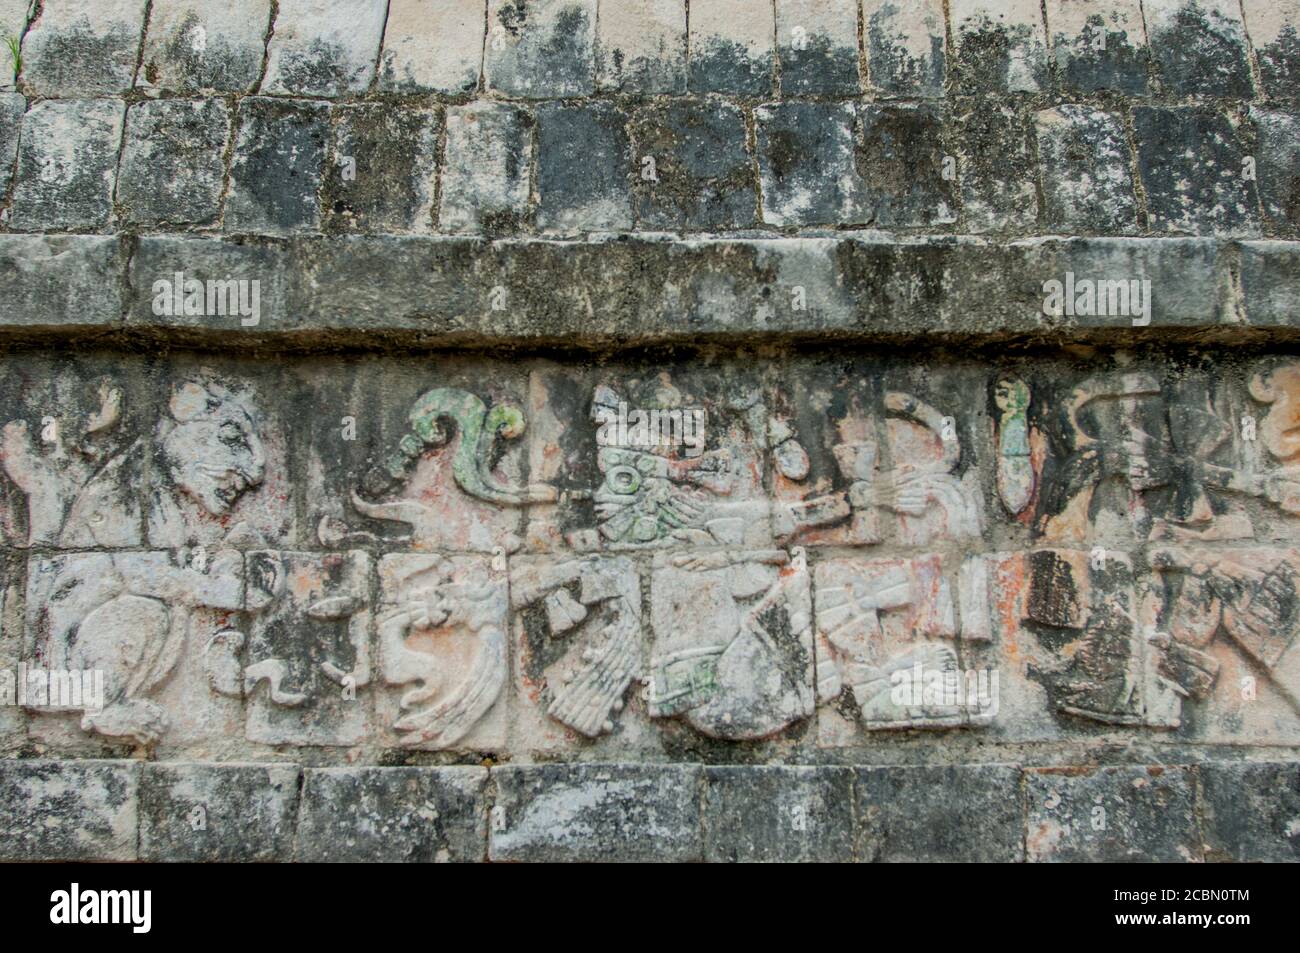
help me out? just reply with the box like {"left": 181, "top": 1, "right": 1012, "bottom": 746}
{"left": 0, "top": 0, "right": 1298, "bottom": 862}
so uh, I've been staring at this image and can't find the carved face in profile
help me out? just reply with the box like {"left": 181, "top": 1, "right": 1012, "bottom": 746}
{"left": 159, "top": 379, "right": 266, "bottom": 515}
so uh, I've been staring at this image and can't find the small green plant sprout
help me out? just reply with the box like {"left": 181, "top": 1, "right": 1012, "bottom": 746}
{"left": 2, "top": 32, "right": 19, "bottom": 81}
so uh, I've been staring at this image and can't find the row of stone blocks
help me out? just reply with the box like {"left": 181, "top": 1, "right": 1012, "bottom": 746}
{"left": 3, "top": 0, "right": 1298, "bottom": 101}
{"left": 0, "top": 758, "right": 1295, "bottom": 862}
{"left": 1, "top": 90, "right": 1297, "bottom": 236}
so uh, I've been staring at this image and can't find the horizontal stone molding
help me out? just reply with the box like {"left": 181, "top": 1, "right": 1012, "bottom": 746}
{"left": 1, "top": 758, "right": 1296, "bottom": 862}
{"left": 0, "top": 235, "right": 1295, "bottom": 348}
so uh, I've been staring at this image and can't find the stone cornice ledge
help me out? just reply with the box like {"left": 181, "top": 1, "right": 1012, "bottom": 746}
{"left": 0, "top": 234, "right": 1296, "bottom": 351}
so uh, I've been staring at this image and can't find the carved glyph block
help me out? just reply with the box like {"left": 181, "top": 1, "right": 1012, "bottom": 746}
{"left": 377, "top": 553, "right": 509, "bottom": 750}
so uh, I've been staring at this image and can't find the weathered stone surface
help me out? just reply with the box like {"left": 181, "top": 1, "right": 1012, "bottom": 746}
{"left": 321, "top": 102, "right": 441, "bottom": 234}
{"left": 0, "top": 0, "right": 27, "bottom": 45}
{"left": 0, "top": 92, "right": 20, "bottom": 199}
{"left": 296, "top": 766, "right": 488, "bottom": 862}
{"left": 536, "top": 101, "right": 633, "bottom": 232}
{"left": 224, "top": 98, "right": 329, "bottom": 235}
{"left": 857, "top": 765, "right": 1023, "bottom": 862}
{"left": 863, "top": 0, "right": 945, "bottom": 97}
{"left": 485, "top": 0, "right": 595, "bottom": 98}
{"left": 954, "top": 101, "right": 1036, "bottom": 233}
{"left": 776, "top": 0, "right": 860, "bottom": 96}
{"left": 139, "top": 762, "right": 299, "bottom": 862}
{"left": 1250, "top": 108, "right": 1300, "bottom": 235}
{"left": 139, "top": 0, "right": 271, "bottom": 93}
{"left": 9, "top": 99, "right": 124, "bottom": 231}
{"left": 688, "top": 0, "right": 774, "bottom": 96}
{"left": 380, "top": 0, "right": 484, "bottom": 95}
{"left": 595, "top": 0, "right": 685, "bottom": 94}
{"left": 490, "top": 763, "right": 703, "bottom": 861}
{"left": 22, "top": 0, "right": 146, "bottom": 96}
{"left": 130, "top": 234, "right": 287, "bottom": 330}
{"left": 1242, "top": 0, "right": 1300, "bottom": 100}
{"left": 857, "top": 104, "right": 957, "bottom": 228}
{"left": 756, "top": 101, "right": 866, "bottom": 227}
{"left": 376, "top": 553, "right": 510, "bottom": 750}
{"left": 441, "top": 102, "right": 533, "bottom": 235}
{"left": 949, "top": 0, "right": 1049, "bottom": 93}
{"left": 705, "top": 766, "right": 853, "bottom": 862}
{"left": 0, "top": 759, "right": 138, "bottom": 860}
{"left": 262, "top": 0, "right": 387, "bottom": 96}
{"left": 1201, "top": 761, "right": 1300, "bottom": 861}
{"left": 1134, "top": 107, "right": 1259, "bottom": 237}
{"left": 0, "top": 235, "right": 122, "bottom": 329}
{"left": 93, "top": 233, "right": 1290, "bottom": 343}
{"left": 1241, "top": 240, "right": 1300, "bottom": 326}
{"left": 1035, "top": 105, "right": 1137, "bottom": 233}
{"left": 118, "top": 99, "right": 230, "bottom": 227}
{"left": 631, "top": 100, "right": 757, "bottom": 230}
{"left": 1025, "top": 766, "right": 1201, "bottom": 861}
{"left": 1144, "top": 0, "right": 1253, "bottom": 97}
{"left": 1046, "top": 0, "right": 1148, "bottom": 95}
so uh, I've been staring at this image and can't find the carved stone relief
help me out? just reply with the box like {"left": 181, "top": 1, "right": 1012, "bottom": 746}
{"left": 5, "top": 354, "right": 1300, "bottom": 752}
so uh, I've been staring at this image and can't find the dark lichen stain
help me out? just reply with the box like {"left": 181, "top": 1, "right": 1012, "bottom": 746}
{"left": 1151, "top": 3, "right": 1252, "bottom": 97}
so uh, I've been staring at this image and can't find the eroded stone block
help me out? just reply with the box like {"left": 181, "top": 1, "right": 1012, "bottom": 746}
{"left": 756, "top": 101, "right": 866, "bottom": 228}
{"left": 0, "top": 759, "right": 138, "bottom": 861}
{"left": 0, "top": 92, "right": 22, "bottom": 198}
{"left": 0, "top": 235, "right": 122, "bottom": 329}
{"left": 510, "top": 554, "right": 647, "bottom": 748}
{"left": 1242, "top": 0, "right": 1300, "bottom": 100}
{"left": 536, "top": 101, "right": 633, "bottom": 232}
{"left": 856, "top": 764, "right": 1023, "bottom": 862}
{"left": 1035, "top": 105, "right": 1137, "bottom": 233}
{"left": 814, "top": 554, "right": 997, "bottom": 741}
{"left": 1201, "top": 761, "right": 1300, "bottom": 861}
{"left": 857, "top": 104, "right": 957, "bottom": 228}
{"left": 322, "top": 103, "right": 441, "bottom": 234}
{"left": 862, "top": 0, "right": 945, "bottom": 97}
{"left": 490, "top": 763, "right": 703, "bottom": 861}
{"left": 1134, "top": 107, "right": 1259, "bottom": 236}
{"left": 485, "top": 0, "right": 595, "bottom": 98}
{"left": 118, "top": 99, "right": 231, "bottom": 227}
{"left": 776, "top": 0, "right": 860, "bottom": 96}
{"left": 705, "top": 765, "right": 853, "bottom": 862}
{"left": 1045, "top": 0, "right": 1148, "bottom": 94}
{"left": 1249, "top": 108, "right": 1300, "bottom": 235}
{"left": 140, "top": 762, "right": 299, "bottom": 861}
{"left": 688, "top": 0, "right": 774, "bottom": 96}
{"left": 949, "top": 0, "right": 1049, "bottom": 93}
{"left": 650, "top": 550, "right": 814, "bottom": 741}
{"left": 631, "top": 100, "right": 756, "bottom": 230}
{"left": 441, "top": 102, "right": 533, "bottom": 235}
{"left": 262, "top": 0, "right": 387, "bottom": 96}
{"left": 139, "top": 0, "right": 272, "bottom": 92}
{"left": 10, "top": 99, "right": 124, "bottom": 231}
{"left": 225, "top": 98, "right": 329, "bottom": 235}
{"left": 243, "top": 551, "right": 372, "bottom": 747}
{"left": 1025, "top": 765, "right": 1200, "bottom": 861}
{"left": 953, "top": 101, "right": 1037, "bottom": 233}
{"left": 22, "top": 0, "right": 147, "bottom": 96}
{"left": 297, "top": 766, "right": 488, "bottom": 862}
{"left": 380, "top": 0, "right": 484, "bottom": 95}
{"left": 1144, "top": 0, "right": 1252, "bottom": 97}
{"left": 377, "top": 553, "right": 509, "bottom": 751}
{"left": 595, "top": 0, "right": 685, "bottom": 94}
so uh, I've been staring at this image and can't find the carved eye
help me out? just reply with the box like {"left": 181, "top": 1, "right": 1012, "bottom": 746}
{"left": 607, "top": 465, "right": 641, "bottom": 495}
{"left": 218, "top": 421, "right": 245, "bottom": 447}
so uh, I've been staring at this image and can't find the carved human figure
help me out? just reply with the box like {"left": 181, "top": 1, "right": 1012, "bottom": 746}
{"left": 5, "top": 374, "right": 270, "bottom": 745}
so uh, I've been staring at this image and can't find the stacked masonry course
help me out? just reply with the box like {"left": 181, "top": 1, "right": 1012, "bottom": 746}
{"left": 0, "top": 0, "right": 1298, "bottom": 862}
